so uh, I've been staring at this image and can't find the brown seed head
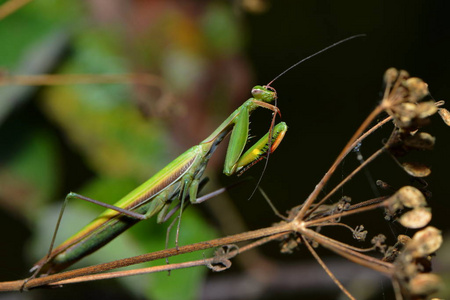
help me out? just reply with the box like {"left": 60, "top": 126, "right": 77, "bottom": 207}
{"left": 403, "top": 77, "right": 429, "bottom": 102}
{"left": 403, "top": 132, "right": 435, "bottom": 150}
{"left": 399, "top": 207, "right": 431, "bottom": 229}
{"left": 408, "top": 226, "right": 442, "bottom": 257}
{"left": 401, "top": 162, "right": 431, "bottom": 178}
{"left": 409, "top": 273, "right": 442, "bottom": 296}
{"left": 384, "top": 68, "right": 399, "bottom": 85}
{"left": 438, "top": 107, "right": 450, "bottom": 126}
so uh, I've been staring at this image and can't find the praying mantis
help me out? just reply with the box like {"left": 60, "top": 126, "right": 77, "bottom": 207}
{"left": 30, "top": 85, "right": 287, "bottom": 276}
{"left": 29, "top": 34, "right": 364, "bottom": 278}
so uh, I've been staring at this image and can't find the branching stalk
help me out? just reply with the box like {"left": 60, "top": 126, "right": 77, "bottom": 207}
{"left": 295, "top": 105, "right": 385, "bottom": 221}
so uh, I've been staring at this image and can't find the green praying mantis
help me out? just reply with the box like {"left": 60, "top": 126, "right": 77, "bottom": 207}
{"left": 29, "top": 34, "right": 365, "bottom": 278}
{"left": 31, "top": 85, "right": 287, "bottom": 275}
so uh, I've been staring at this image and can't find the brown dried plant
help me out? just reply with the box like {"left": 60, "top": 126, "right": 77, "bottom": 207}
{"left": 1, "top": 69, "right": 448, "bottom": 300}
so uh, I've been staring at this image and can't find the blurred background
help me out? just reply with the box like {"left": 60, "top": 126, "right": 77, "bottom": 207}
{"left": 0, "top": 0, "right": 450, "bottom": 299}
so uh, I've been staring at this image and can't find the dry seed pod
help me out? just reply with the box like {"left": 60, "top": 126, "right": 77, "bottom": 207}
{"left": 399, "top": 207, "right": 431, "bottom": 229}
{"left": 393, "top": 102, "right": 437, "bottom": 130}
{"left": 410, "top": 226, "right": 442, "bottom": 257}
{"left": 403, "top": 77, "right": 429, "bottom": 102}
{"left": 438, "top": 107, "right": 450, "bottom": 126}
{"left": 398, "top": 234, "right": 412, "bottom": 245}
{"left": 397, "top": 186, "right": 427, "bottom": 208}
{"left": 403, "top": 132, "right": 435, "bottom": 150}
{"left": 384, "top": 68, "right": 399, "bottom": 84}
{"left": 393, "top": 102, "right": 417, "bottom": 128}
{"left": 385, "top": 186, "right": 426, "bottom": 219}
{"left": 399, "top": 69, "right": 410, "bottom": 81}
{"left": 416, "top": 101, "right": 438, "bottom": 118}
{"left": 409, "top": 273, "right": 442, "bottom": 296}
{"left": 402, "top": 162, "right": 431, "bottom": 177}
{"left": 395, "top": 85, "right": 409, "bottom": 99}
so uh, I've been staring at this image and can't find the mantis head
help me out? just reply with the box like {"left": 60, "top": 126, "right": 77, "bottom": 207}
{"left": 251, "top": 85, "right": 277, "bottom": 103}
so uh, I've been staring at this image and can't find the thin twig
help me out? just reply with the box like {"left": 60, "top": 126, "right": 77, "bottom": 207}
{"left": 300, "top": 227, "right": 393, "bottom": 275}
{"left": 0, "top": 0, "right": 31, "bottom": 20}
{"left": 0, "top": 73, "right": 165, "bottom": 87}
{"left": 305, "top": 114, "right": 392, "bottom": 219}
{"left": 258, "top": 186, "right": 289, "bottom": 221}
{"left": 305, "top": 145, "right": 387, "bottom": 219}
{"left": 47, "top": 232, "right": 288, "bottom": 286}
{"left": 303, "top": 237, "right": 356, "bottom": 300}
{"left": 0, "top": 223, "right": 291, "bottom": 291}
{"left": 295, "top": 105, "right": 385, "bottom": 221}
{"left": 304, "top": 198, "right": 387, "bottom": 227}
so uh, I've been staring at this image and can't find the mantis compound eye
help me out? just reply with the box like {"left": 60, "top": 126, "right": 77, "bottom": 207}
{"left": 251, "top": 85, "right": 277, "bottom": 103}
{"left": 251, "top": 86, "right": 264, "bottom": 98}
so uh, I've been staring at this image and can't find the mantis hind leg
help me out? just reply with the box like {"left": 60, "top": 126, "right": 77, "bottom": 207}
{"left": 31, "top": 191, "right": 167, "bottom": 277}
{"left": 24, "top": 191, "right": 152, "bottom": 290}
{"left": 66, "top": 193, "right": 152, "bottom": 219}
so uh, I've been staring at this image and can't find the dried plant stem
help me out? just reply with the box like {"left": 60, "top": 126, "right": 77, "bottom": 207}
{"left": 0, "top": 0, "right": 31, "bottom": 20}
{"left": 300, "top": 227, "right": 393, "bottom": 275}
{"left": 391, "top": 278, "right": 404, "bottom": 300}
{"left": 303, "top": 237, "right": 356, "bottom": 300}
{"left": 305, "top": 199, "right": 386, "bottom": 227}
{"left": 45, "top": 232, "right": 288, "bottom": 286}
{"left": 314, "top": 222, "right": 356, "bottom": 232}
{"left": 306, "top": 147, "right": 386, "bottom": 218}
{"left": 0, "top": 224, "right": 291, "bottom": 291}
{"left": 296, "top": 105, "right": 385, "bottom": 221}
{"left": 305, "top": 223, "right": 378, "bottom": 253}
{"left": 0, "top": 73, "right": 165, "bottom": 87}
{"left": 346, "top": 196, "right": 388, "bottom": 210}
{"left": 305, "top": 229, "right": 373, "bottom": 256}
{"left": 53, "top": 258, "right": 214, "bottom": 285}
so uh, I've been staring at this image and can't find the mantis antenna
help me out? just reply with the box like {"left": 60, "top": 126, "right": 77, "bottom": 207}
{"left": 267, "top": 34, "right": 366, "bottom": 87}
{"left": 248, "top": 33, "right": 367, "bottom": 201}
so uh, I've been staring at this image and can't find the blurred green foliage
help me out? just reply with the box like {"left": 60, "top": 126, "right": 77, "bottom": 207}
{"left": 0, "top": 0, "right": 249, "bottom": 299}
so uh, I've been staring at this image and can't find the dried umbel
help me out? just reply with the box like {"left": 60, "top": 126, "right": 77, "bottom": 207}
{"left": 401, "top": 162, "right": 431, "bottom": 178}
{"left": 379, "top": 68, "right": 450, "bottom": 184}
{"left": 384, "top": 185, "right": 431, "bottom": 229}
{"left": 403, "top": 132, "right": 435, "bottom": 151}
{"left": 380, "top": 70, "right": 446, "bottom": 298}
{"left": 393, "top": 227, "right": 443, "bottom": 298}
{"left": 275, "top": 69, "right": 447, "bottom": 299}
{"left": 381, "top": 69, "right": 438, "bottom": 131}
